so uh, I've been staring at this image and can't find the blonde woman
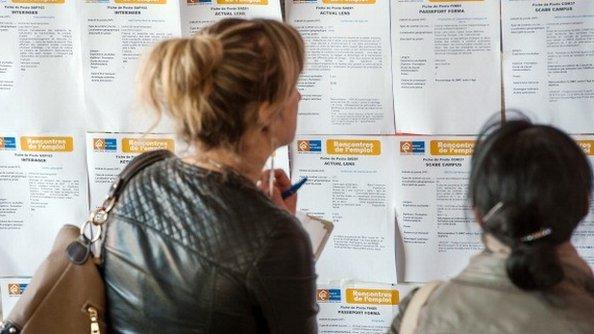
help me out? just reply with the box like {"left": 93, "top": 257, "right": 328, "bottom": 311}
{"left": 101, "top": 19, "right": 317, "bottom": 333}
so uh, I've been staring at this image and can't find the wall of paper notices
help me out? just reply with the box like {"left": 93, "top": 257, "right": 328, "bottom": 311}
{"left": 1, "top": 1, "right": 593, "bottom": 331}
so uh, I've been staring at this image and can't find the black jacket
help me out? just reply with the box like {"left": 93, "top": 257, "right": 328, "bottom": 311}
{"left": 101, "top": 157, "right": 318, "bottom": 333}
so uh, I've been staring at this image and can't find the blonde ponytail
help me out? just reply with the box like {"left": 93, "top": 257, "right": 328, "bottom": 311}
{"left": 138, "top": 19, "right": 305, "bottom": 150}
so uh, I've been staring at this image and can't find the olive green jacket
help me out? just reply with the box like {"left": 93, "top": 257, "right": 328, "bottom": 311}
{"left": 389, "top": 250, "right": 594, "bottom": 334}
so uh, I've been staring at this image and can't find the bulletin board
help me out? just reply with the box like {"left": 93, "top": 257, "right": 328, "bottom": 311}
{"left": 1, "top": 0, "right": 593, "bottom": 331}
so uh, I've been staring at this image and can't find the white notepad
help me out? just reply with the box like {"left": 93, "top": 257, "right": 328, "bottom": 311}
{"left": 296, "top": 211, "right": 334, "bottom": 261}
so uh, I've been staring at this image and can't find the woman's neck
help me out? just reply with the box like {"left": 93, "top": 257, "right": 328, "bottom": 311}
{"left": 185, "top": 145, "right": 270, "bottom": 183}
{"left": 557, "top": 242, "right": 593, "bottom": 276}
{"left": 484, "top": 233, "right": 593, "bottom": 277}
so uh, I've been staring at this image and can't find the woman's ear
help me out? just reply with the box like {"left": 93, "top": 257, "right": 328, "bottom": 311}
{"left": 257, "top": 102, "right": 274, "bottom": 132}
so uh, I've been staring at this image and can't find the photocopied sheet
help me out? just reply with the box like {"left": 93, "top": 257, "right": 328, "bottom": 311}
{"left": 80, "top": 0, "right": 182, "bottom": 133}
{"left": 574, "top": 136, "right": 594, "bottom": 270}
{"left": 0, "top": 0, "right": 86, "bottom": 132}
{"left": 0, "top": 0, "right": 284, "bottom": 135}
{"left": 316, "top": 282, "right": 417, "bottom": 334}
{"left": 0, "top": 134, "right": 88, "bottom": 277}
{"left": 391, "top": 0, "right": 501, "bottom": 135}
{"left": 180, "top": 0, "right": 282, "bottom": 36}
{"left": 501, "top": 0, "right": 594, "bottom": 133}
{"left": 86, "top": 132, "right": 179, "bottom": 207}
{"left": 291, "top": 136, "right": 397, "bottom": 284}
{"left": 286, "top": 0, "right": 395, "bottom": 134}
{"left": 395, "top": 136, "right": 481, "bottom": 283}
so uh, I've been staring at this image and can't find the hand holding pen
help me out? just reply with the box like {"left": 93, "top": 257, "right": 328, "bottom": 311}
{"left": 281, "top": 177, "right": 307, "bottom": 199}
{"left": 258, "top": 169, "right": 306, "bottom": 215}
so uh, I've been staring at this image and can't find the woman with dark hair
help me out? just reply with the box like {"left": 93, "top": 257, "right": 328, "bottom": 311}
{"left": 390, "top": 117, "right": 594, "bottom": 333}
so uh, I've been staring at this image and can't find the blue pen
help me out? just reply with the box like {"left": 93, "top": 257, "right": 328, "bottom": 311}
{"left": 281, "top": 177, "right": 308, "bottom": 199}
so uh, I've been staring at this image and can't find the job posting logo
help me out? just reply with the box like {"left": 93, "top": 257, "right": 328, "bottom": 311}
{"left": 93, "top": 138, "right": 117, "bottom": 152}
{"left": 297, "top": 140, "right": 322, "bottom": 153}
{"left": 316, "top": 289, "right": 341, "bottom": 303}
{"left": 0, "top": 137, "right": 16, "bottom": 150}
{"left": 8, "top": 283, "right": 28, "bottom": 297}
{"left": 400, "top": 141, "right": 425, "bottom": 154}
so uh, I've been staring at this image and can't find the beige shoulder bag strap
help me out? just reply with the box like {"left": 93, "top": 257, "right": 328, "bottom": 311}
{"left": 399, "top": 281, "right": 442, "bottom": 334}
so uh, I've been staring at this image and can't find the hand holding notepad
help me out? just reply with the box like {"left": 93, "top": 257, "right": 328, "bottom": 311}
{"left": 258, "top": 169, "right": 334, "bottom": 259}
{"left": 295, "top": 211, "right": 333, "bottom": 261}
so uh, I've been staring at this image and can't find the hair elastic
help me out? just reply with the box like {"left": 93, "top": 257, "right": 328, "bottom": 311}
{"left": 520, "top": 228, "right": 552, "bottom": 242}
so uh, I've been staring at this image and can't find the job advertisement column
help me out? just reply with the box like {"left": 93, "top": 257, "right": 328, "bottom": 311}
{"left": 391, "top": 0, "right": 501, "bottom": 134}
{"left": 0, "top": 135, "right": 88, "bottom": 277}
{"left": 502, "top": 0, "right": 594, "bottom": 133}
{"left": 0, "top": 0, "right": 85, "bottom": 131}
{"left": 81, "top": 0, "right": 182, "bottom": 132}
{"left": 316, "top": 282, "right": 408, "bottom": 334}
{"left": 395, "top": 136, "right": 481, "bottom": 282}
{"left": 286, "top": 0, "right": 395, "bottom": 134}
{"left": 180, "top": 0, "right": 282, "bottom": 36}
{"left": 574, "top": 136, "right": 594, "bottom": 270}
{"left": 291, "top": 136, "right": 397, "bottom": 283}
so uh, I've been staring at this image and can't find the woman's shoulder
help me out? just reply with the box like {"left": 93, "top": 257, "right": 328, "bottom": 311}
{"left": 115, "top": 156, "right": 259, "bottom": 213}
{"left": 110, "top": 157, "right": 183, "bottom": 216}
{"left": 415, "top": 253, "right": 594, "bottom": 333}
{"left": 111, "top": 156, "right": 306, "bottom": 247}
{"left": 129, "top": 156, "right": 302, "bottom": 233}
{"left": 387, "top": 287, "right": 420, "bottom": 334}
{"left": 392, "top": 277, "right": 594, "bottom": 334}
